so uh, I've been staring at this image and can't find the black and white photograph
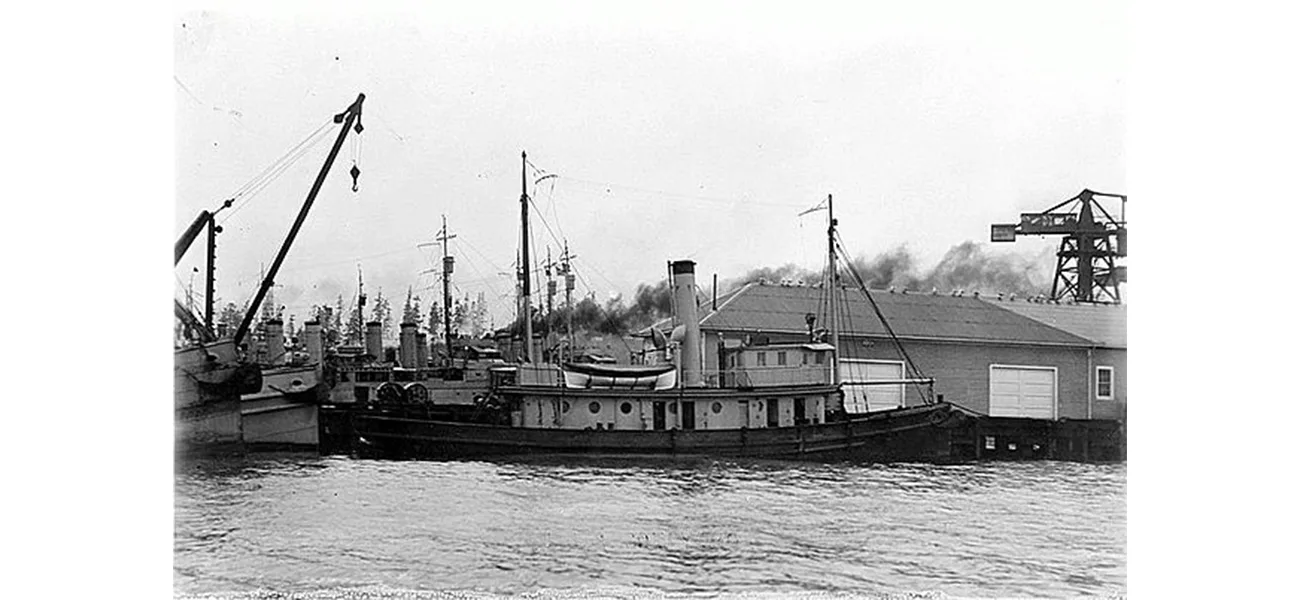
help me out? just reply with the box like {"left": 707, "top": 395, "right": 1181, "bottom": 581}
{"left": 14, "top": 0, "right": 1295, "bottom": 596}
{"left": 164, "top": 2, "right": 1137, "bottom": 598}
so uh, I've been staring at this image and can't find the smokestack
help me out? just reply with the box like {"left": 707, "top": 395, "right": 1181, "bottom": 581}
{"left": 266, "top": 319, "right": 285, "bottom": 365}
{"left": 416, "top": 332, "right": 428, "bottom": 367}
{"left": 671, "top": 260, "right": 703, "bottom": 387}
{"left": 304, "top": 320, "right": 323, "bottom": 365}
{"left": 365, "top": 321, "right": 383, "bottom": 361}
{"left": 399, "top": 322, "right": 417, "bottom": 368}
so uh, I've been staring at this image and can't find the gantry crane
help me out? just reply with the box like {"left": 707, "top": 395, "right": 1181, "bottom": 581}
{"left": 991, "top": 189, "right": 1127, "bottom": 304}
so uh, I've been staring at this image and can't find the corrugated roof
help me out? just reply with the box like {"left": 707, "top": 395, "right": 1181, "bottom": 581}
{"left": 982, "top": 299, "right": 1126, "bottom": 349}
{"left": 698, "top": 283, "right": 1095, "bottom": 347}
{"left": 644, "top": 284, "right": 750, "bottom": 334}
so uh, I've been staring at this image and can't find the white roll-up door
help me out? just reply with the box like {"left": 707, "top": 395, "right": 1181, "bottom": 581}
{"left": 989, "top": 365, "right": 1056, "bottom": 419}
{"left": 840, "top": 359, "right": 904, "bottom": 413}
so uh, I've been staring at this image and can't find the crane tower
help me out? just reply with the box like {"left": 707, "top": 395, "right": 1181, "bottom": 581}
{"left": 991, "top": 189, "right": 1127, "bottom": 304}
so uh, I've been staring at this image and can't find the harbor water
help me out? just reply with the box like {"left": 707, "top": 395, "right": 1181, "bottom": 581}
{"left": 175, "top": 455, "right": 1125, "bottom": 599}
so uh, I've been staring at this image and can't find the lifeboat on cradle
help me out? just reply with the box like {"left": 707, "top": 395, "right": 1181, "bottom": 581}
{"left": 561, "top": 362, "right": 677, "bottom": 390}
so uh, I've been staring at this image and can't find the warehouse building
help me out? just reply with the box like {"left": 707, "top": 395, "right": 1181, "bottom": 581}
{"left": 674, "top": 281, "right": 1125, "bottom": 421}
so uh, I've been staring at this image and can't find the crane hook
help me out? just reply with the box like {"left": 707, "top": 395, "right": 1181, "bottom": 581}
{"left": 350, "top": 164, "right": 361, "bottom": 192}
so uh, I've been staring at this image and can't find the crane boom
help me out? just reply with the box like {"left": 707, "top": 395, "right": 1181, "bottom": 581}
{"left": 233, "top": 93, "right": 365, "bottom": 346}
{"left": 991, "top": 188, "right": 1127, "bottom": 303}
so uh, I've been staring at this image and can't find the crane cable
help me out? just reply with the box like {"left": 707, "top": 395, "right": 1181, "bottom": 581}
{"left": 219, "top": 119, "right": 335, "bottom": 224}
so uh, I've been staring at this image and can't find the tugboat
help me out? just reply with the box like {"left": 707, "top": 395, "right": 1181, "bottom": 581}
{"left": 346, "top": 154, "right": 966, "bottom": 461}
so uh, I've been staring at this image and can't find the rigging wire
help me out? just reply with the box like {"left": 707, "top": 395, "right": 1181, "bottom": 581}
{"left": 556, "top": 175, "right": 812, "bottom": 211}
{"left": 527, "top": 197, "right": 567, "bottom": 253}
{"left": 544, "top": 176, "right": 566, "bottom": 245}
{"left": 833, "top": 232, "right": 933, "bottom": 404}
{"left": 225, "top": 118, "right": 332, "bottom": 203}
{"left": 451, "top": 239, "right": 510, "bottom": 313}
{"left": 220, "top": 120, "right": 335, "bottom": 224}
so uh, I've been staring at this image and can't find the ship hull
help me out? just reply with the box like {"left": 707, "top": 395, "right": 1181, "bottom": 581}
{"left": 349, "top": 402, "right": 967, "bottom": 462}
{"left": 241, "top": 364, "right": 322, "bottom": 450}
{"left": 175, "top": 340, "right": 262, "bottom": 455}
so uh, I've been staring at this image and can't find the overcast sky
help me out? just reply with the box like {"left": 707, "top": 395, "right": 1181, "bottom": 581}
{"left": 174, "top": 2, "right": 1126, "bottom": 328}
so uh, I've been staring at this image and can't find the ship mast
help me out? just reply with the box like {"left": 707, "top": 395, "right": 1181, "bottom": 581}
{"left": 519, "top": 151, "right": 535, "bottom": 363}
{"left": 562, "top": 242, "right": 574, "bottom": 363}
{"left": 355, "top": 264, "right": 366, "bottom": 345}
{"left": 826, "top": 193, "right": 840, "bottom": 384}
{"left": 437, "top": 215, "right": 456, "bottom": 366}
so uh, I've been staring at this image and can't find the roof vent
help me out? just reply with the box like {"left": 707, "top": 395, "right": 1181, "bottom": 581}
{"left": 888, "top": 286, "right": 896, "bottom": 294}
{"left": 931, "top": 288, "right": 939, "bottom": 296}
{"left": 972, "top": 291, "right": 981, "bottom": 298}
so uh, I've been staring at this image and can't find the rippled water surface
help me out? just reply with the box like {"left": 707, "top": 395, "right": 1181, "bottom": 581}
{"left": 175, "top": 455, "right": 1125, "bottom": 599}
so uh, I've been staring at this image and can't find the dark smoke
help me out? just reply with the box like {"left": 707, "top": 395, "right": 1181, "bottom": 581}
{"left": 724, "top": 241, "right": 1048, "bottom": 297}
{"left": 515, "top": 280, "right": 674, "bottom": 337}
{"left": 922, "top": 241, "right": 1046, "bottom": 296}
{"left": 504, "top": 242, "right": 1046, "bottom": 338}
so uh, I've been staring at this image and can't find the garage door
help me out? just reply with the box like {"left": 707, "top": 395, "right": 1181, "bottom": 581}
{"left": 989, "top": 366, "right": 1056, "bottom": 419}
{"left": 840, "top": 360, "right": 904, "bottom": 413}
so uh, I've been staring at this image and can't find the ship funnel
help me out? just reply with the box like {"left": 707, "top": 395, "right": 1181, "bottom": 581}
{"left": 671, "top": 259, "right": 704, "bottom": 387}
{"left": 304, "top": 320, "right": 323, "bottom": 365}
{"left": 365, "top": 321, "right": 383, "bottom": 361}
{"left": 399, "top": 322, "right": 417, "bottom": 368}
{"left": 265, "top": 319, "right": 286, "bottom": 365}
{"left": 415, "top": 332, "right": 428, "bottom": 367}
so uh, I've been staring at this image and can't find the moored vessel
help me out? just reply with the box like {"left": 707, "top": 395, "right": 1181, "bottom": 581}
{"left": 344, "top": 157, "right": 966, "bottom": 462}
{"left": 175, "top": 93, "right": 365, "bottom": 455}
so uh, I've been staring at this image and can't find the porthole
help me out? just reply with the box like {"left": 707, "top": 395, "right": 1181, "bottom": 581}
{"left": 620, "top": 402, "right": 633, "bottom": 414}
{"left": 711, "top": 402, "right": 722, "bottom": 414}
{"left": 562, "top": 401, "right": 571, "bottom": 413}
{"left": 589, "top": 401, "right": 601, "bottom": 414}
{"left": 668, "top": 403, "right": 677, "bottom": 414}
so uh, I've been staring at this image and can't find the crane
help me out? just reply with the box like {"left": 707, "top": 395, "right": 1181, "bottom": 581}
{"left": 991, "top": 189, "right": 1127, "bottom": 304}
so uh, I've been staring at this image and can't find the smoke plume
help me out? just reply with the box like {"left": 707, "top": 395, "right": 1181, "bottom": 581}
{"left": 507, "top": 242, "right": 1047, "bottom": 338}
{"left": 724, "top": 241, "right": 1048, "bottom": 297}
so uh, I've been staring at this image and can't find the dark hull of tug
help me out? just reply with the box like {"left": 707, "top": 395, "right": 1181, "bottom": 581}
{"left": 347, "top": 402, "right": 970, "bottom": 462}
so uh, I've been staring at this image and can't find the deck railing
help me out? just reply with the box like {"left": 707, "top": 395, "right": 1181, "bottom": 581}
{"left": 515, "top": 363, "right": 836, "bottom": 389}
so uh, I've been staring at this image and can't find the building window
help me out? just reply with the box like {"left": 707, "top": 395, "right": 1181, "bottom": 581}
{"left": 589, "top": 401, "right": 602, "bottom": 414}
{"left": 815, "top": 353, "right": 825, "bottom": 365}
{"left": 757, "top": 352, "right": 767, "bottom": 366}
{"left": 777, "top": 351, "right": 787, "bottom": 366}
{"left": 1096, "top": 366, "right": 1114, "bottom": 399}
